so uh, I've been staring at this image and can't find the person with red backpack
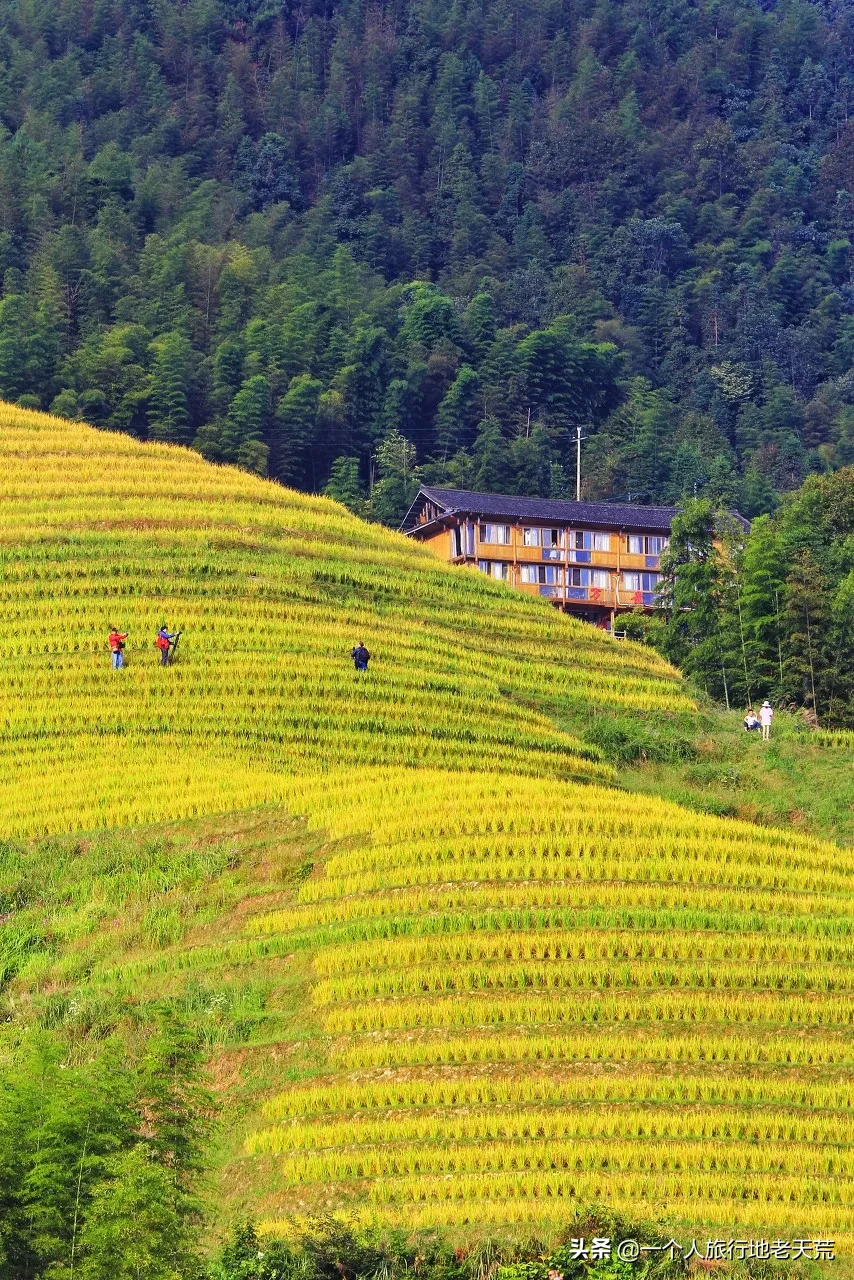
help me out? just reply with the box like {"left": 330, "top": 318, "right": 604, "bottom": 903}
{"left": 155, "top": 626, "right": 180, "bottom": 665}
{"left": 108, "top": 628, "right": 128, "bottom": 669}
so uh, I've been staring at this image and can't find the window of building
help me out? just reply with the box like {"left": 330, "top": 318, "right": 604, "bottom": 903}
{"left": 568, "top": 567, "right": 590, "bottom": 587}
{"left": 591, "top": 570, "right": 610, "bottom": 589}
{"left": 525, "top": 528, "right": 563, "bottom": 548}
{"left": 628, "top": 534, "right": 669, "bottom": 555}
{"left": 521, "top": 565, "right": 562, "bottom": 584}
{"left": 623, "top": 571, "right": 660, "bottom": 592}
{"left": 593, "top": 532, "right": 611, "bottom": 551}
{"left": 570, "top": 530, "right": 592, "bottom": 550}
{"left": 478, "top": 560, "right": 510, "bottom": 580}
{"left": 480, "top": 523, "right": 511, "bottom": 545}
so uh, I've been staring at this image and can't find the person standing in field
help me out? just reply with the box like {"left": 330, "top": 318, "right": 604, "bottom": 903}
{"left": 155, "top": 626, "right": 180, "bottom": 666}
{"left": 760, "top": 700, "right": 774, "bottom": 741}
{"left": 351, "top": 641, "right": 371, "bottom": 672}
{"left": 108, "top": 627, "right": 128, "bottom": 669}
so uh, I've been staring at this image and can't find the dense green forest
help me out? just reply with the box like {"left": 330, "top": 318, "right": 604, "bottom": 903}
{"left": 2, "top": 0, "right": 854, "bottom": 517}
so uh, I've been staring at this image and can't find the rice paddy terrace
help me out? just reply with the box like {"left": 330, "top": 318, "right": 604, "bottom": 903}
{"left": 2, "top": 406, "right": 854, "bottom": 1244}
{"left": 0, "top": 407, "right": 688, "bottom": 836}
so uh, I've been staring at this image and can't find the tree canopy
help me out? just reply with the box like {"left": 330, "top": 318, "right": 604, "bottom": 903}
{"left": 0, "top": 0, "right": 853, "bottom": 519}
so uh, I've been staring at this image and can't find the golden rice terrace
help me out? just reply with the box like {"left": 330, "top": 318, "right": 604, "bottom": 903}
{"left": 0, "top": 407, "right": 692, "bottom": 835}
{"left": 1, "top": 405, "right": 853, "bottom": 1243}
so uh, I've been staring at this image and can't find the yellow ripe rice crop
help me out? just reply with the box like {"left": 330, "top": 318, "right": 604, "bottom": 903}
{"left": 331, "top": 1030, "right": 854, "bottom": 1070}
{"left": 0, "top": 407, "right": 699, "bottom": 837}
{"left": 248, "top": 1105, "right": 854, "bottom": 1156}
{"left": 261, "top": 1069, "right": 854, "bottom": 1119}
{"left": 232, "top": 767, "right": 854, "bottom": 1236}
{"left": 272, "top": 1135, "right": 854, "bottom": 1182}
{"left": 260, "top": 1202, "right": 854, "bottom": 1235}
{"left": 5, "top": 405, "right": 854, "bottom": 1241}
{"left": 247, "top": 882, "right": 854, "bottom": 933}
{"left": 323, "top": 990, "right": 854, "bottom": 1032}
{"left": 310, "top": 928, "right": 854, "bottom": 974}
{"left": 363, "top": 1168, "right": 854, "bottom": 1212}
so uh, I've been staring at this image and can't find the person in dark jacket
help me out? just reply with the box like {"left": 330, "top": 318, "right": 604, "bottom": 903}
{"left": 351, "top": 642, "right": 371, "bottom": 672}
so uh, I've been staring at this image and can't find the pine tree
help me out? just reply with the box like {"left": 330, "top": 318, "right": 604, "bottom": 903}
{"left": 705, "top": 453, "right": 741, "bottom": 509}
{"left": 826, "top": 571, "right": 854, "bottom": 725}
{"left": 510, "top": 423, "right": 552, "bottom": 496}
{"left": 371, "top": 430, "right": 419, "bottom": 525}
{"left": 434, "top": 365, "right": 479, "bottom": 461}
{"left": 224, "top": 375, "right": 271, "bottom": 474}
{"left": 668, "top": 442, "right": 708, "bottom": 501}
{"left": 274, "top": 374, "right": 322, "bottom": 487}
{"left": 0, "top": 295, "right": 29, "bottom": 401}
{"left": 741, "top": 466, "right": 779, "bottom": 517}
{"left": 739, "top": 516, "right": 788, "bottom": 698}
{"left": 472, "top": 418, "right": 511, "bottom": 492}
{"left": 463, "top": 293, "right": 497, "bottom": 363}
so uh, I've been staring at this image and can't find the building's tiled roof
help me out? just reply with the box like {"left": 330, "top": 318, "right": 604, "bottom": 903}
{"left": 405, "top": 485, "right": 682, "bottom": 532}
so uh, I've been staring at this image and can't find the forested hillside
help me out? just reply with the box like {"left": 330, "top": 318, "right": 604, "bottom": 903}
{"left": 1, "top": 0, "right": 854, "bottom": 518}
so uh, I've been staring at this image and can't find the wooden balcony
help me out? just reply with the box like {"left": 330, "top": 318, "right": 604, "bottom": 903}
{"left": 475, "top": 536, "right": 662, "bottom": 573}
{"left": 515, "top": 579, "right": 659, "bottom": 610}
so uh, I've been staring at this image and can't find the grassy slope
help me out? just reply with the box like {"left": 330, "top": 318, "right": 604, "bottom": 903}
{"left": 622, "top": 714, "right": 854, "bottom": 842}
{"left": 3, "top": 405, "right": 854, "bottom": 1249}
{"left": 554, "top": 699, "right": 854, "bottom": 845}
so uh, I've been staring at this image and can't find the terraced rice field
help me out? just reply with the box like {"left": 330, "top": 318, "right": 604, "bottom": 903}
{"left": 0, "top": 407, "right": 689, "bottom": 836}
{"left": 212, "top": 769, "right": 854, "bottom": 1236}
{"left": 3, "top": 405, "right": 853, "bottom": 1243}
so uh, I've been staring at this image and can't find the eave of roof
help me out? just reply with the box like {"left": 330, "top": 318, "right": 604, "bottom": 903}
{"left": 402, "top": 486, "right": 750, "bottom": 536}
{"left": 410, "top": 485, "right": 680, "bottom": 532}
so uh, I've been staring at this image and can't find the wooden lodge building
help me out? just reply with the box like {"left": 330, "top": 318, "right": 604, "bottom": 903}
{"left": 403, "top": 484, "right": 727, "bottom": 630}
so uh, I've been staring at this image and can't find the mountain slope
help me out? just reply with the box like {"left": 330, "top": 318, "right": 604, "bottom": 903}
{"left": 2, "top": 406, "right": 853, "bottom": 1249}
{"left": 243, "top": 769, "right": 854, "bottom": 1236}
{"left": 0, "top": 406, "right": 692, "bottom": 837}
{"left": 0, "top": 0, "right": 851, "bottom": 515}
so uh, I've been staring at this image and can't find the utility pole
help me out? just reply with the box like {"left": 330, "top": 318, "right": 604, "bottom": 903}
{"left": 575, "top": 423, "right": 587, "bottom": 501}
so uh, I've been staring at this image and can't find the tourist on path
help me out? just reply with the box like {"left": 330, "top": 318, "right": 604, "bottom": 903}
{"left": 108, "top": 628, "right": 128, "bottom": 669}
{"left": 351, "top": 642, "right": 371, "bottom": 672}
{"left": 155, "top": 627, "right": 180, "bottom": 665}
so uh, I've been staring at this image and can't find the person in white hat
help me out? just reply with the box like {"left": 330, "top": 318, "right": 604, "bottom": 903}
{"left": 759, "top": 700, "right": 773, "bottom": 741}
